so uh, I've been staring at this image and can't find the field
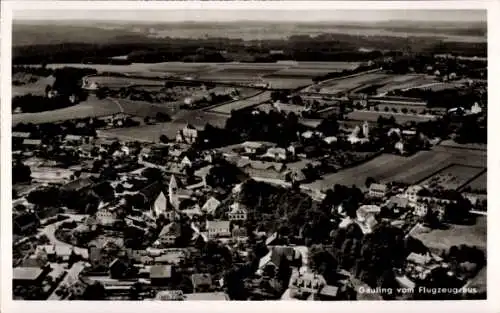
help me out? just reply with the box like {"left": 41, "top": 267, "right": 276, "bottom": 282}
{"left": 304, "top": 147, "right": 486, "bottom": 191}
{"left": 264, "top": 77, "right": 314, "bottom": 89}
{"left": 315, "top": 73, "right": 390, "bottom": 94}
{"left": 209, "top": 91, "right": 271, "bottom": 114}
{"left": 12, "top": 75, "right": 56, "bottom": 97}
{"left": 346, "top": 110, "right": 437, "bottom": 123}
{"left": 12, "top": 96, "right": 121, "bottom": 125}
{"left": 99, "top": 110, "right": 229, "bottom": 142}
{"left": 257, "top": 102, "right": 305, "bottom": 115}
{"left": 411, "top": 216, "right": 486, "bottom": 253}
{"left": 462, "top": 171, "right": 487, "bottom": 191}
{"left": 419, "top": 164, "right": 486, "bottom": 190}
{"left": 86, "top": 76, "right": 165, "bottom": 88}
{"left": 375, "top": 74, "right": 439, "bottom": 94}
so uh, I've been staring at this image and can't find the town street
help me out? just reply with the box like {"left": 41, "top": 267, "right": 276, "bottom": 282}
{"left": 47, "top": 261, "right": 86, "bottom": 300}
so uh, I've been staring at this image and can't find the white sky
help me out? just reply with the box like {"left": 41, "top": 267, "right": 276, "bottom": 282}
{"left": 14, "top": 9, "right": 486, "bottom": 23}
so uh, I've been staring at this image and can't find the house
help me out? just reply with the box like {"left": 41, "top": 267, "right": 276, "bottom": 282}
{"left": 395, "top": 275, "right": 416, "bottom": 289}
{"left": 241, "top": 141, "right": 271, "bottom": 155}
{"left": 150, "top": 265, "right": 173, "bottom": 286}
{"left": 96, "top": 208, "right": 118, "bottom": 226}
{"left": 158, "top": 222, "right": 182, "bottom": 246}
{"left": 191, "top": 273, "right": 213, "bottom": 292}
{"left": 409, "top": 201, "right": 428, "bottom": 217}
{"left": 236, "top": 159, "right": 287, "bottom": 180}
{"left": 184, "top": 292, "right": 229, "bottom": 301}
{"left": 317, "top": 284, "right": 339, "bottom": 300}
{"left": 406, "top": 252, "right": 433, "bottom": 266}
{"left": 227, "top": 202, "right": 247, "bottom": 221}
{"left": 153, "top": 249, "right": 186, "bottom": 265}
{"left": 12, "top": 131, "right": 31, "bottom": 139}
{"left": 395, "top": 141, "right": 405, "bottom": 154}
{"left": 231, "top": 226, "right": 248, "bottom": 240}
{"left": 201, "top": 197, "right": 221, "bottom": 215}
{"left": 22, "top": 139, "right": 42, "bottom": 147}
{"left": 155, "top": 290, "right": 185, "bottom": 301}
{"left": 323, "top": 136, "right": 338, "bottom": 145}
{"left": 61, "top": 177, "right": 95, "bottom": 193}
{"left": 109, "top": 258, "right": 130, "bottom": 279}
{"left": 180, "top": 156, "right": 192, "bottom": 168}
{"left": 257, "top": 246, "right": 302, "bottom": 275}
{"left": 182, "top": 204, "right": 203, "bottom": 219}
{"left": 13, "top": 267, "right": 48, "bottom": 286}
{"left": 369, "top": 183, "right": 388, "bottom": 198}
{"left": 206, "top": 220, "right": 231, "bottom": 238}
{"left": 356, "top": 205, "right": 381, "bottom": 221}
{"left": 64, "top": 134, "right": 84, "bottom": 145}
{"left": 287, "top": 142, "right": 303, "bottom": 156}
{"left": 404, "top": 185, "right": 424, "bottom": 203}
{"left": 386, "top": 196, "right": 410, "bottom": 212}
{"left": 13, "top": 213, "right": 39, "bottom": 235}
{"left": 176, "top": 124, "right": 199, "bottom": 145}
{"left": 262, "top": 147, "right": 288, "bottom": 161}
{"left": 288, "top": 271, "right": 327, "bottom": 295}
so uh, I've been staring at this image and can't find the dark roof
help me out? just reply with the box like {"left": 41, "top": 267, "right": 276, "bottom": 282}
{"left": 270, "top": 246, "right": 299, "bottom": 266}
{"left": 150, "top": 265, "right": 173, "bottom": 279}
{"left": 61, "top": 177, "right": 95, "bottom": 192}
{"left": 191, "top": 273, "right": 213, "bottom": 288}
{"left": 139, "top": 181, "right": 164, "bottom": 203}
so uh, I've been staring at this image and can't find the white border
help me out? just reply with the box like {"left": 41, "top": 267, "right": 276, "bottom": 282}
{"left": 1, "top": 1, "right": 498, "bottom": 313}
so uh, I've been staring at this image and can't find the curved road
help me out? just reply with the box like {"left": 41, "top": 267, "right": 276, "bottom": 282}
{"left": 38, "top": 214, "right": 89, "bottom": 257}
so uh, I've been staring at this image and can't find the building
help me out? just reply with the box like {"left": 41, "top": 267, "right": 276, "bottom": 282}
{"left": 191, "top": 273, "right": 214, "bottom": 292}
{"left": 369, "top": 183, "right": 388, "bottom": 198}
{"left": 201, "top": 197, "right": 221, "bottom": 215}
{"left": 231, "top": 226, "right": 248, "bottom": 241}
{"left": 241, "top": 141, "right": 273, "bottom": 155}
{"left": 262, "top": 147, "right": 288, "bottom": 161}
{"left": 22, "top": 139, "right": 42, "bottom": 147}
{"left": 155, "top": 290, "right": 185, "bottom": 301}
{"left": 96, "top": 208, "right": 118, "bottom": 226}
{"left": 404, "top": 185, "right": 424, "bottom": 203}
{"left": 288, "top": 271, "right": 327, "bottom": 295}
{"left": 180, "top": 156, "right": 192, "bottom": 168}
{"left": 152, "top": 191, "right": 177, "bottom": 221}
{"left": 109, "top": 258, "right": 130, "bottom": 279}
{"left": 236, "top": 159, "right": 287, "bottom": 180}
{"left": 386, "top": 196, "right": 410, "bottom": 212}
{"left": 158, "top": 222, "right": 182, "bottom": 246}
{"left": 227, "top": 202, "right": 247, "bottom": 221}
{"left": 182, "top": 204, "right": 203, "bottom": 219}
{"left": 410, "top": 202, "right": 428, "bottom": 217}
{"left": 176, "top": 124, "right": 199, "bottom": 145}
{"left": 206, "top": 220, "right": 231, "bottom": 238}
{"left": 13, "top": 267, "right": 48, "bottom": 286}
{"left": 257, "top": 246, "right": 302, "bottom": 276}
{"left": 64, "top": 134, "right": 85, "bottom": 145}
{"left": 150, "top": 265, "right": 173, "bottom": 286}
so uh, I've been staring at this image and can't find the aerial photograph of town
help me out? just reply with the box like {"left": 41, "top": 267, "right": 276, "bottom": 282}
{"left": 9, "top": 7, "right": 487, "bottom": 302}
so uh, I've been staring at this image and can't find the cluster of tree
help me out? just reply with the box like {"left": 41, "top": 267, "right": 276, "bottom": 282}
{"left": 224, "top": 109, "right": 303, "bottom": 147}
{"left": 13, "top": 65, "right": 55, "bottom": 77}
{"left": 454, "top": 115, "right": 486, "bottom": 144}
{"left": 13, "top": 160, "right": 31, "bottom": 184}
{"left": 388, "top": 87, "right": 483, "bottom": 110}
{"left": 205, "top": 158, "right": 248, "bottom": 188}
{"left": 12, "top": 93, "right": 86, "bottom": 114}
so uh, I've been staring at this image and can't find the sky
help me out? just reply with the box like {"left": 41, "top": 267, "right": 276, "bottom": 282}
{"left": 14, "top": 9, "right": 486, "bottom": 23}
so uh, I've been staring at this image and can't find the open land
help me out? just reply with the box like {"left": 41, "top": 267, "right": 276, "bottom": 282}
{"left": 209, "top": 91, "right": 271, "bottom": 114}
{"left": 419, "top": 164, "right": 486, "bottom": 190}
{"left": 461, "top": 171, "right": 487, "bottom": 191}
{"left": 411, "top": 216, "right": 486, "bottom": 253}
{"left": 346, "top": 110, "right": 437, "bottom": 123}
{"left": 304, "top": 147, "right": 486, "bottom": 191}
{"left": 12, "top": 96, "right": 121, "bottom": 125}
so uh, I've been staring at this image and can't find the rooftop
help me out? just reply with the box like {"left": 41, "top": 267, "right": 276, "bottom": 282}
{"left": 13, "top": 267, "right": 44, "bottom": 281}
{"left": 184, "top": 292, "right": 229, "bottom": 301}
{"left": 150, "top": 265, "right": 173, "bottom": 279}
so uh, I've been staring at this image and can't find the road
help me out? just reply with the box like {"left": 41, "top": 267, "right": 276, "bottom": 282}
{"left": 38, "top": 214, "right": 89, "bottom": 258}
{"left": 47, "top": 261, "right": 86, "bottom": 300}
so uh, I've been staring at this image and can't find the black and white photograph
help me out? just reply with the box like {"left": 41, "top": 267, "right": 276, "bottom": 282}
{"left": 1, "top": 1, "right": 496, "bottom": 310}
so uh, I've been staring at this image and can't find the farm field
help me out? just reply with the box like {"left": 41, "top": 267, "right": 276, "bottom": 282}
{"left": 209, "top": 91, "right": 271, "bottom": 114}
{"left": 411, "top": 216, "right": 487, "bottom": 253}
{"left": 304, "top": 147, "right": 486, "bottom": 191}
{"left": 368, "top": 104, "right": 430, "bottom": 113}
{"left": 439, "top": 139, "right": 487, "bottom": 151}
{"left": 111, "top": 98, "right": 181, "bottom": 117}
{"left": 461, "top": 171, "right": 487, "bottom": 191}
{"left": 264, "top": 77, "right": 313, "bottom": 89}
{"left": 346, "top": 110, "right": 437, "bottom": 123}
{"left": 12, "top": 96, "right": 120, "bottom": 125}
{"left": 270, "top": 68, "right": 337, "bottom": 77}
{"left": 375, "top": 75, "right": 438, "bottom": 94}
{"left": 86, "top": 75, "right": 165, "bottom": 88}
{"left": 315, "top": 73, "right": 391, "bottom": 94}
{"left": 419, "top": 164, "right": 485, "bottom": 190}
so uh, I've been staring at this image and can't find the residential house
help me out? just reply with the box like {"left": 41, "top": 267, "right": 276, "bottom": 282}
{"left": 109, "top": 258, "right": 130, "bottom": 279}
{"left": 182, "top": 204, "right": 203, "bottom": 219}
{"left": 409, "top": 201, "right": 428, "bottom": 217}
{"left": 191, "top": 273, "right": 213, "bottom": 292}
{"left": 323, "top": 136, "right": 338, "bottom": 145}
{"left": 64, "top": 134, "right": 85, "bottom": 145}
{"left": 155, "top": 290, "right": 185, "bottom": 301}
{"left": 356, "top": 205, "right": 381, "bottom": 221}
{"left": 180, "top": 156, "right": 193, "bottom": 169}
{"left": 395, "top": 275, "right": 416, "bottom": 290}
{"left": 404, "top": 185, "right": 424, "bottom": 203}
{"left": 12, "top": 131, "right": 31, "bottom": 139}
{"left": 236, "top": 159, "right": 287, "bottom": 180}
{"left": 241, "top": 141, "right": 271, "bottom": 155}
{"left": 395, "top": 141, "right": 406, "bottom": 155}
{"left": 13, "top": 213, "right": 40, "bottom": 235}
{"left": 369, "top": 183, "right": 388, "bottom": 198}
{"left": 231, "top": 226, "right": 248, "bottom": 241}
{"left": 227, "top": 202, "right": 247, "bottom": 221}
{"left": 386, "top": 196, "right": 410, "bottom": 212}
{"left": 158, "top": 222, "right": 182, "bottom": 246}
{"left": 206, "top": 220, "right": 231, "bottom": 238}
{"left": 316, "top": 285, "right": 340, "bottom": 300}
{"left": 287, "top": 142, "right": 303, "bottom": 157}
{"left": 154, "top": 249, "right": 186, "bottom": 265}
{"left": 201, "top": 197, "right": 221, "bottom": 215}
{"left": 22, "top": 139, "right": 42, "bottom": 147}
{"left": 262, "top": 147, "right": 288, "bottom": 162}
{"left": 96, "top": 207, "right": 118, "bottom": 226}
{"left": 176, "top": 124, "right": 199, "bottom": 145}
{"left": 60, "top": 177, "right": 95, "bottom": 193}
{"left": 150, "top": 265, "right": 173, "bottom": 286}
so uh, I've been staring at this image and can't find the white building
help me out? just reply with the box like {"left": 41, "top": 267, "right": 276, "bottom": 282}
{"left": 206, "top": 220, "right": 231, "bottom": 238}
{"left": 227, "top": 202, "right": 247, "bottom": 221}
{"left": 368, "top": 183, "right": 388, "bottom": 198}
